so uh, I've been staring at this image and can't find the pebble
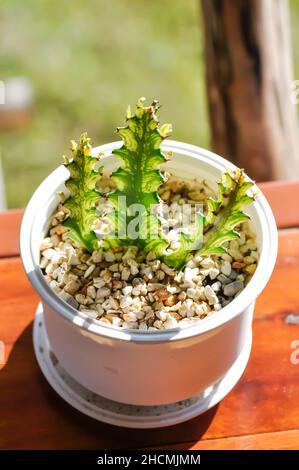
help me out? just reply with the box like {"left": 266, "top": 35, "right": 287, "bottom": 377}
{"left": 245, "top": 264, "right": 256, "bottom": 275}
{"left": 105, "top": 252, "right": 115, "bottom": 262}
{"left": 97, "top": 287, "right": 111, "bottom": 298}
{"left": 156, "top": 311, "right": 167, "bottom": 321}
{"left": 146, "top": 251, "right": 156, "bottom": 261}
{"left": 41, "top": 177, "right": 259, "bottom": 331}
{"left": 153, "top": 320, "right": 163, "bottom": 329}
{"left": 122, "top": 285, "right": 133, "bottom": 295}
{"left": 123, "top": 312, "right": 137, "bottom": 323}
{"left": 84, "top": 264, "right": 96, "bottom": 278}
{"left": 49, "top": 280, "right": 61, "bottom": 294}
{"left": 83, "top": 309, "right": 98, "bottom": 319}
{"left": 204, "top": 285, "right": 218, "bottom": 305}
{"left": 209, "top": 267, "right": 220, "bottom": 280}
{"left": 217, "top": 274, "right": 232, "bottom": 285}
{"left": 183, "top": 267, "right": 196, "bottom": 285}
{"left": 75, "top": 293, "right": 88, "bottom": 305}
{"left": 229, "top": 269, "right": 238, "bottom": 280}
{"left": 164, "top": 317, "right": 178, "bottom": 329}
{"left": 232, "top": 261, "right": 246, "bottom": 269}
{"left": 93, "top": 278, "right": 106, "bottom": 289}
{"left": 156, "top": 270, "right": 165, "bottom": 281}
{"left": 58, "top": 291, "right": 79, "bottom": 309}
{"left": 87, "top": 285, "right": 97, "bottom": 299}
{"left": 92, "top": 251, "right": 103, "bottom": 263}
{"left": 109, "top": 263, "right": 119, "bottom": 272}
{"left": 40, "top": 238, "right": 52, "bottom": 251}
{"left": 40, "top": 257, "right": 49, "bottom": 269}
{"left": 200, "top": 258, "right": 214, "bottom": 269}
{"left": 121, "top": 267, "right": 131, "bottom": 281}
{"left": 127, "top": 259, "right": 139, "bottom": 275}
{"left": 161, "top": 263, "right": 176, "bottom": 276}
{"left": 211, "top": 281, "right": 221, "bottom": 292}
{"left": 186, "top": 287, "right": 200, "bottom": 300}
{"left": 223, "top": 280, "right": 244, "bottom": 297}
{"left": 42, "top": 248, "right": 56, "bottom": 260}
{"left": 221, "top": 261, "right": 232, "bottom": 277}
{"left": 120, "top": 296, "right": 133, "bottom": 309}
{"left": 64, "top": 280, "right": 80, "bottom": 295}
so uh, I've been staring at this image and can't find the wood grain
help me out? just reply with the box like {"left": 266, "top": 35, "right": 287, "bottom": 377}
{"left": 0, "top": 229, "right": 299, "bottom": 449}
{"left": 152, "top": 430, "right": 299, "bottom": 450}
{"left": 201, "top": 0, "right": 299, "bottom": 181}
{"left": 0, "top": 181, "right": 298, "bottom": 259}
{"left": 257, "top": 180, "right": 299, "bottom": 228}
{"left": 0, "top": 209, "right": 23, "bottom": 258}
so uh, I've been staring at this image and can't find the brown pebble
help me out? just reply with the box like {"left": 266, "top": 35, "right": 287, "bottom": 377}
{"left": 232, "top": 261, "right": 246, "bottom": 269}
{"left": 154, "top": 290, "right": 169, "bottom": 301}
{"left": 164, "top": 294, "right": 178, "bottom": 307}
{"left": 112, "top": 280, "right": 123, "bottom": 289}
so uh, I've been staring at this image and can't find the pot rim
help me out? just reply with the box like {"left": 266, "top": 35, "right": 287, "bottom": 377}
{"left": 20, "top": 139, "right": 278, "bottom": 343}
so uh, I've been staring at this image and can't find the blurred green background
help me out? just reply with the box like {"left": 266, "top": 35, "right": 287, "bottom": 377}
{"left": 0, "top": 0, "right": 298, "bottom": 208}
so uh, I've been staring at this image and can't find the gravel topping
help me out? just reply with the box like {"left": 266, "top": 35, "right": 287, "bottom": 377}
{"left": 40, "top": 177, "right": 259, "bottom": 330}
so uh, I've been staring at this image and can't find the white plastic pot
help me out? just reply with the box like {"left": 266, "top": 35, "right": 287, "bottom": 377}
{"left": 20, "top": 140, "right": 278, "bottom": 406}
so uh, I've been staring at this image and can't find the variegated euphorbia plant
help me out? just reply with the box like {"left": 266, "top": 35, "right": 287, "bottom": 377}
{"left": 61, "top": 98, "right": 255, "bottom": 270}
{"left": 61, "top": 133, "right": 102, "bottom": 252}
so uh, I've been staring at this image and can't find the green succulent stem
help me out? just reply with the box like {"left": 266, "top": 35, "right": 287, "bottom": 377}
{"left": 58, "top": 100, "right": 256, "bottom": 272}
{"left": 163, "top": 169, "right": 255, "bottom": 269}
{"left": 62, "top": 133, "right": 103, "bottom": 252}
{"left": 108, "top": 97, "right": 171, "bottom": 254}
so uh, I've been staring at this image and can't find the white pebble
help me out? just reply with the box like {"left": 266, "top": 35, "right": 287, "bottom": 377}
{"left": 97, "top": 287, "right": 111, "bottom": 298}
{"left": 200, "top": 258, "right": 214, "bottom": 269}
{"left": 105, "top": 252, "right": 115, "bottom": 262}
{"left": 164, "top": 317, "right": 178, "bottom": 329}
{"left": 109, "top": 263, "right": 119, "bottom": 272}
{"left": 211, "top": 281, "right": 221, "bottom": 292}
{"left": 156, "top": 311, "right": 167, "bottom": 321}
{"left": 221, "top": 261, "right": 232, "bottom": 277}
{"left": 40, "top": 238, "right": 52, "bottom": 251}
{"left": 153, "top": 320, "right": 163, "bottom": 329}
{"left": 121, "top": 267, "right": 131, "bottom": 281}
{"left": 93, "top": 278, "right": 106, "bottom": 289}
{"left": 209, "top": 267, "right": 220, "bottom": 280}
{"left": 92, "top": 251, "right": 103, "bottom": 263}
{"left": 122, "top": 285, "right": 133, "bottom": 295}
{"left": 120, "top": 296, "right": 133, "bottom": 309}
{"left": 84, "top": 264, "right": 96, "bottom": 278}
{"left": 204, "top": 285, "right": 218, "bottom": 305}
{"left": 123, "top": 312, "right": 137, "bottom": 322}
{"left": 42, "top": 248, "right": 56, "bottom": 260}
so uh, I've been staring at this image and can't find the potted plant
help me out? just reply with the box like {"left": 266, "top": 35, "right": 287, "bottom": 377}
{"left": 20, "top": 98, "right": 277, "bottom": 410}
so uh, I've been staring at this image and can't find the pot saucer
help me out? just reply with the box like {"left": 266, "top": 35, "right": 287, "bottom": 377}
{"left": 33, "top": 303, "right": 252, "bottom": 429}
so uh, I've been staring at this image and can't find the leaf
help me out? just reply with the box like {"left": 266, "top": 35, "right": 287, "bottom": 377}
{"left": 108, "top": 97, "right": 171, "bottom": 254}
{"left": 62, "top": 133, "right": 103, "bottom": 252}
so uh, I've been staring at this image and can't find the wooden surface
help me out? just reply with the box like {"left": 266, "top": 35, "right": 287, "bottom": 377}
{"left": 1, "top": 182, "right": 299, "bottom": 450}
{"left": 201, "top": 0, "right": 299, "bottom": 181}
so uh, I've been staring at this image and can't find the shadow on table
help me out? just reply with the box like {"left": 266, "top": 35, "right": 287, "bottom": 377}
{"left": 0, "top": 322, "right": 218, "bottom": 450}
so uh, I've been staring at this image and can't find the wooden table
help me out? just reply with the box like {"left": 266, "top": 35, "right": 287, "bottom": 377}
{"left": 1, "top": 181, "right": 299, "bottom": 450}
